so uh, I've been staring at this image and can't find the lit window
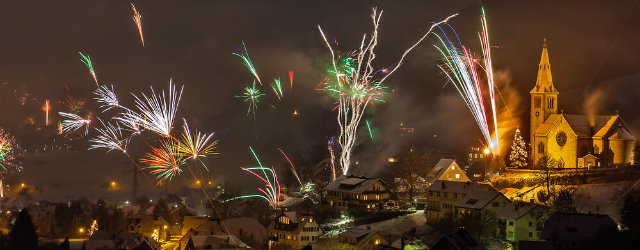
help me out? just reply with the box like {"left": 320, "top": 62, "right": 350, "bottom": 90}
{"left": 452, "top": 165, "right": 455, "bottom": 170}
{"left": 309, "top": 218, "right": 313, "bottom": 223}
{"left": 376, "top": 195, "right": 380, "bottom": 200}
{"left": 375, "top": 239, "right": 381, "bottom": 245}
{"left": 286, "top": 235, "right": 291, "bottom": 240}
{"left": 279, "top": 216, "right": 290, "bottom": 224}
{"left": 455, "top": 174, "right": 460, "bottom": 179}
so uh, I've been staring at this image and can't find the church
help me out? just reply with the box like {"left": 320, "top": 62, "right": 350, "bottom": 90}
{"left": 529, "top": 39, "right": 636, "bottom": 169}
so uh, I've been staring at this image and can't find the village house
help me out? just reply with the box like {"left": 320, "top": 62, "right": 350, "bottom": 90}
{"left": 539, "top": 213, "right": 618, "bottom": 250}
{"left": 425, "top": 180, "right": 494, "bottom": 223}
{"left": 496, "top": 202, "right": 547, "bottom": 248}
{"left": 427, "top": 159, "right": 471, "bottom": 183}
{"left": 338, "top": 227, "right": 389, "bottom": 250}
{"left": 324, "top": 175, "right": 392, "bottom": 210}
{"left": 267, "top": 212, "right": 323, "bottom": 250}
{"left": 454, "top": 190, "right": 511, "bottom": 216}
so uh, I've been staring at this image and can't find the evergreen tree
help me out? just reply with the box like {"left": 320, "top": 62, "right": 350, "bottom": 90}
{"left": 152, "top": 198, "right": 172, "bottom": 223}
{"left": 509, "top": 128, "right": 528, "bottom": 168}
{"left": 8, "top": 209, "right": 38, "bottom": 250}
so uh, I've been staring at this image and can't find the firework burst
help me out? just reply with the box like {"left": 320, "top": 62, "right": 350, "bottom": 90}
{"left": 131, "top": 3, "right": 144, "bottom": 46}
{"left": 233, "top": 41, "right": 261, "bottom": 84}
{"left": 236, "top": 81, "right": 265, "bottom": 117}
{"left": 59, "top": 112, "right": 91, "bottom": 135}
{"left": 115, "top": 110, "right": 144, "bottom": 135}
{"left": 318, "top": 8, "right": 457, "bottom": 174}
{"left": 94, "top": 85, "right": 121, "bottom": 112}
{"left": 432, "top": 8, "right": 499, "bottom": 153}
{"left": 141, "top": 139, "right": 186, "bottom": 185}
{"left": 133, "top": 80, "right": 183, "bottom": 137}
{"left": 176, "top": 118, "right": 218, "bottom": 171}
{"left": 89, "top": 119, "right": 129, "bottom": 153}
{"left": 79, "top": 52, "right": 98, "bottom": 87}
{"left": 63, "top": 93, "right": 86, "bottom": 114}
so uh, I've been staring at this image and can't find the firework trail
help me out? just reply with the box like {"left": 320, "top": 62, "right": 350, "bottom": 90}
{"left": 366, "top": 120, "right": 373, "bottom": 139}
{"left": 133, "top": 80, "right": 183, "bottom": 137}
{"left": 277, "top": 148, "right": 302, "bottom": 187}
{"left": 221, "top": 147, "right": 281, "bottom": 209}
{"left": 270, "top": 78, "right": 284, "bottom": 101}
{"left": 0, "top": 134, "right": 11, "bottom": 169}
{"left": 431, "top": 8, "right": 499, "bottom": 153}
{"left": 59, "top": 112, "right": 91, "bottom": 135}
{"left": 63, "top": 94, "right": 86, "bottom": 114}
{"left": 94, "top": 85, "right": 121, "bottom": 112}
{"left": 79, "top": 52, "right": 99, "bottom": 87}
{"left": 327, "top": 137, "right": 336, "bottom": 181}
{"left": 57, "top": 121, "right": 63, "bottom": 134}
{"left": 288, "top": 70, "right": 294, "bottom": 89}
{"left": 131, "top": 3, "right": 144, "bottom": 46}
{"left": 89, "top": 119, "right": 130, "bottom": 153}
{"left": 176, "top": 118, "right": 218, "bottom": 171}
{"left": 141, "top": 139, "right": 186, "bottom": 185}
{"left": 42, "top": 100, "right": 50, "bottom": 126}
{"left": 480, "top": 7, "right": 499, "bottom": 154}
{"left": 233, "top": 41, "right": 261, "bottom": 84}
{"left": 318, "top": 8, "right": 458, "bottom": 175}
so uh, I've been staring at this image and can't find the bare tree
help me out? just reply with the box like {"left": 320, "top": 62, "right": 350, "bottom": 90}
{"left": 391, "top": 147, "right": 430, "bottom": 204}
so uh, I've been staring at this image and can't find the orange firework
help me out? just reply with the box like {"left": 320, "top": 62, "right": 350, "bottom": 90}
{"left": 131, "top": 3, "right": 144, "bottom": 46}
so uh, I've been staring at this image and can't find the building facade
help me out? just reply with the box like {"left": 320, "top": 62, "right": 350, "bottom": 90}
{"left": 425, "top": 180, "right": 494, "bottom": 222}
{"left": 267, "top": 212, "right": 323, "bottom": 250}
{"left": 529, "top": 39, "right": 635, "bottom": 168}
{"left": 496, "top": 202, "right": 547, "bottom": 245}
{"left": 324, "top": 175, "right": 392, "bottom": 210}
{"left": 338, "top": 228, "right": 389, "bottom": 250}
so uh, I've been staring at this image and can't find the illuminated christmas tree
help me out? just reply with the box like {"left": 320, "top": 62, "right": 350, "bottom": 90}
{"left": 509, "top": 128, "right": 528, "bottom": 168}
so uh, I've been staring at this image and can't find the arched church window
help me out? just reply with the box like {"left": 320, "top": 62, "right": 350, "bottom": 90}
{"left": 538, "top": 142, "right": 545, "bottom": 153}
{"left": 547, "top": 97, "right": 555, "bottom": 108}
{"left": 534, "top": 97, "right": 541, "bottom": 108}
{"left": 594, "top": 145, "right": 599, "bottom": 154}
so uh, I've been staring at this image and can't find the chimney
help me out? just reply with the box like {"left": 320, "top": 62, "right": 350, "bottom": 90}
{"left": 590, "top": 126, "right": 595, "bottom": 137}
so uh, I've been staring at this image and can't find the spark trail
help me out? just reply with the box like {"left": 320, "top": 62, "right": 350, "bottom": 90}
{"left": 79, "top": 52, "right": 98, "bottom": 87}
{"left": 318, "top": 8, "right": 458, "bottom": 175}
{"left": 233, "top": 41, "right": 261, "bottom": 84}
{"left": 131, "top": 4, "right": 144, "bottom": 46}
{"left": 221, "top": 147, "right": 281, "bottom": 209}
{"left": 176, "top": 118, "right": 218, "bottom": 171}
{"left": 277, "top": 148, "right": 302, "bottom": 187}
{"left": 141, "top": 139, "right": 186, "bottom": 185}
{"left": 94, "top": 85, "right": 121, "bottom": 112}
{"left": 432, "top": 8, "right": 499, "bottom": 153}
{"left": 59, "top": 112, "right": 91, "bottom": 135}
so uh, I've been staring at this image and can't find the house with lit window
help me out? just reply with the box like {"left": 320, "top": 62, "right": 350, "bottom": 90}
{"left": 324, "top": 175, "right": 392, "bottom": 210}
{"left": 454, "top": 190, "right": 511, "bottom": 216}
{"left": 425, "top": 180, "right": 494, "bottom": 223}
{"left": 338, "top": 227, "right": 389, "bottom": 250}
{"left": 267, "top": 212, "right": 323, "bottom": 250}
{"left": 496, "top": 202, "right": 547, "bottom": 246}
{"left": 427, "top": 159, "right": 471, "bottom": 184}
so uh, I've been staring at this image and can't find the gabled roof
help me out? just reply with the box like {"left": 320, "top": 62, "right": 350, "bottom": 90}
{"left": 608, "top": 125, "right": 635, "bottom": 140}
{"left": 426, "top": 180, "right": 494, "bottom": 194}
{"left": 534, "top": 114, "right": 562, "bottom": 136}
{"left": 431, "top": 159, "right": 457, "bottom": 180}
{"left": 340, "top": 227, "right": 371, "bottom": 238}
{"left": 323, "top": 175, "right": 389, "bottom": 194}
{"left": 267, "top": 211, "right": 319, "bottom": 234}
{"left": 564, "top": 114, "right": 614, "bottom": 138}
{"left": 455, "top": 190, "right": 506, "bottom": 210}
{"left": 496, "top": 202, "right": 542, "bottom": 220}
{"left": 431, "top": 228, "right": 486, "bottom": 250}
{"left": 540, "top": 213, "right": 617, "bottom": 240}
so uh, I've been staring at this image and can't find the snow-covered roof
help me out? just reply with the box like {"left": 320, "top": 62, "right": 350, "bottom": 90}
{"left": 324, "top": 175, "right": 389, "bottom": 194}
{"left": 222, "top": 217, "right": 267, "bottom": 244}
{"left": 190, "top": 235, "right": 249, "bottom": 248}
{"left": 540, "top": 213, "right": 617, "bottom": 240}
{"left": 340, "top": 227, "right": 371, "bottom": 238}
{"left": 426, "top": 180, "right": 493, "bottom": 194}
{"left": 430, "top": 159, "right": 457, "bottom": 180}
{"left": 455, "top": 190, "right": 505, "bottom": 210}
{"left": 496, "top": 201, "right": 541, "bottom": 220}
{"left": 535, "top": 114, "right": 562, "bottom": 136}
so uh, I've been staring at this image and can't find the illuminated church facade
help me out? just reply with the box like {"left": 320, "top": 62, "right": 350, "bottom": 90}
{"left": 529, "top": 40, "right": 636, "bottom": 169}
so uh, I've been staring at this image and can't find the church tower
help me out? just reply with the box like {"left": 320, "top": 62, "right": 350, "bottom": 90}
{"left": 530, "top": 39, "right": 559, "bottom": 145}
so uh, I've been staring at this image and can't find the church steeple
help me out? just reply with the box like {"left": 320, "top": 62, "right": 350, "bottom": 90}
{"left": 534, "top": 38, "right": 555, "bottom": 92}
{"left": 530, "top": 39, "right": 559, "bottom": 156}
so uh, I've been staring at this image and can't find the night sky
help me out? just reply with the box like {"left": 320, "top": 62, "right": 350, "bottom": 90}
{"left": 0, "top": 0, "right": 638, "bottom": 202}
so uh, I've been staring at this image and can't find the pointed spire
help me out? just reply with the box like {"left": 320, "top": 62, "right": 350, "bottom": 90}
{"left": 535, "top": 38, "right": 554, "bottom": 92}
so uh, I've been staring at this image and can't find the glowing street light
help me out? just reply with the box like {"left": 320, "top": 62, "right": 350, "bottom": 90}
{"left": 484, "top": 148, "right": 490, "bottom": 182}
{"left": 111, "top": 181, "right": 116, "bottom": 186}
{"left": 21, "top": 183, "right": 25, "bottom": 188}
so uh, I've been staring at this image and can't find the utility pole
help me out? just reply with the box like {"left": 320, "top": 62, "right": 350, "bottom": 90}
{"left": 122, "top": 161, "right": 138, "bottom": 203}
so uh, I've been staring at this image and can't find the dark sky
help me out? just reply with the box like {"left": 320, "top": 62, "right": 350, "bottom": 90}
{"left": 0, "top": 0, "right": 638, "bottom": 202}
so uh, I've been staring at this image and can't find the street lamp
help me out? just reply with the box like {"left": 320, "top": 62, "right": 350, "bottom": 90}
{"left": 414, "top": 198, "right": 417, "bottom": 210}
{"left": 483, "top": 148, "right": 490, "bottom": 182}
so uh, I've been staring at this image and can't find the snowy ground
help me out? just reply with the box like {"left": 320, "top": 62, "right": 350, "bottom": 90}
{"left": 323, "top": 211, "right": 425, "bottom": 237}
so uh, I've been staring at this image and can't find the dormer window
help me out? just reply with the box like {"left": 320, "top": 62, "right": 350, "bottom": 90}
{"left": 309, "top": 218, "right": 313, "bottom": 223}
{"left": 279, "top": 216, "right": 290, "bottom": 224}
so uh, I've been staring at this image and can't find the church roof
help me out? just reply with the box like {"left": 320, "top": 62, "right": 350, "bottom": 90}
{"left": 531, "top": 39, "right": 557, "bottom": 93}
{"left": 563, "top": 114, "right": 615, "bottom": 138}
{"left": 534, "top": 114, "right": 562, "bottom": 136}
